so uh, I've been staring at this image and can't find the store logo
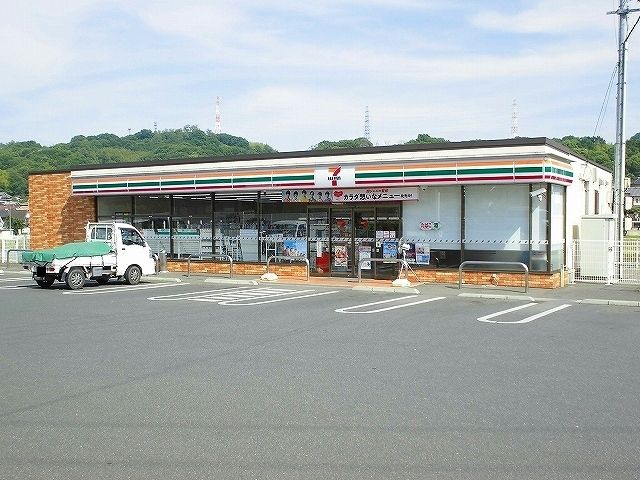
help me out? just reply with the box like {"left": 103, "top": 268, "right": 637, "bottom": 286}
{"left": 314, "top": 166, "right": 355, "bottom": 188}
{"left": 328, "top": 167, "right": 342, "bottom": 186}
{"left": 327, "top": 167, "right": 342, "bottom": 187}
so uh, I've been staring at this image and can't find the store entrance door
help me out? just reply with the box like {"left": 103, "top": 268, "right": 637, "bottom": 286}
{"left": 330, "top": 208, "right": 352, "bottom": 276}
{"left": 308, "top": 205, "right": 400, "bottom": 279}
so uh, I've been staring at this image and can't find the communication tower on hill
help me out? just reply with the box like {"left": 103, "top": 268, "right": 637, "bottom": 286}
{"left": 364, "top": 106, "right": 370, "bottom": 140}
{"left": 214, "top": 97, "right": 222, "bottom": 134}
{"left": 511, "top": 99, "right": 518, "bottom": 138}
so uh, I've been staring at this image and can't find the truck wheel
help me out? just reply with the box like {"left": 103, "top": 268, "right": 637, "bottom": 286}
{"left": 36, "top": 277, "right": 55, "bottom": 288}
{"left": 124, "top": 265, "right": 142, "bottom": 285}
{"left": 65, "top": 267, "right": 86, "bottom": 290}
{"left": 95, "top": 277, "right": 110, "bottom": 285}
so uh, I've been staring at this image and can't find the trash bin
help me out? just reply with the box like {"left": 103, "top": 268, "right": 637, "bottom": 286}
{"left": 157, "top": 249, "right": 168, "bottom": 273}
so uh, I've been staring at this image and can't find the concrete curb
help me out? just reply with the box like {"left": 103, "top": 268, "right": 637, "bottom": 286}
{"left": 352, "top": 285, "right": 420, "bottom": 294}
{"left": 205, "top": 277, "right": 259, "bottom": 285}
{"left": 459, "top": 293, "right": 536, "bottom": 302}
{"left": 579, "top": 299, "right": 640, "bottom": 307}
{"left": 143, "top": 275, "right": 182, "bottom": 283}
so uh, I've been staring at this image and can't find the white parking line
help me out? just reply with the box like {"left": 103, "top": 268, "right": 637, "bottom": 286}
{"left": 477, "top": 303, "right": 571, "bottom": 324}
{"left": 147, "top": 286, "right": 289, "bottom": 301}
{"left": 477, "top": 303, "right": 537, "bottom": 323}
{"left": 511, "top": 304, "right": 572, "bottom": 324}
{"left": 63, "top": 282, "right": 189, "bottom": 295}
{"left": 0, "top": 277, "right": 33, "bottom": 282}
{"left": 215, "top": 290, "right": 339, "bottom": 305}
{"left": 335, "top": 296, "right": 446, "bottom": 314}
{"left": 148, "top": 286, "right": 339, "bottom": 306}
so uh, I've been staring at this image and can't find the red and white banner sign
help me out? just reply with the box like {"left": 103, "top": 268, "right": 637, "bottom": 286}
{"left": 282, "top": 187, "right": 418, "bottom": 203}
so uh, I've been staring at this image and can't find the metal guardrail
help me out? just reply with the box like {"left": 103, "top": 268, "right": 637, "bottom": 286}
{"left": 186, "top": 254, "right": 234, "bottom": 278}
{"left": 458, "top": 261, "right": 529, "bottom": 293}
{"left": 4, "top": 249, "right": 32, "bottom": 268}
{"left": 265, "top": 255, "right": 310, "bottom": 281}
{"left": 358, "top": 258, "right": 408, "bottom": 283}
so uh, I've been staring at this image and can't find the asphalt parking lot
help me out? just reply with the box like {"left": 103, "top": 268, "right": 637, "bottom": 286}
{"left": 1, "top": 272, "right": 639, "bottom": 479}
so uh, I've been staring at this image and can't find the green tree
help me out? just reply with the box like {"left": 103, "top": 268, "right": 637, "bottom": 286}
{"left": 312, "top": 137, "right": 373, "bottom": 150}
{"left": 405, "top": 133, "right": 448, "bottom": 145}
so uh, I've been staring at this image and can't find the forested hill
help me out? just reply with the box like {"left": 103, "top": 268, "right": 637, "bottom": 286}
{"left": 0, "top": 126, "right": 275, "bottom": 198}
{"left": 2, "top": 128, "right": 640, "bottom": 199}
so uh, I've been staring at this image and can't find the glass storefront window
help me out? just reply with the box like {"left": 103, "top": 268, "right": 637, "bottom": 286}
{"left": 550, "top": 184, "right": 565, "bottom": 271}
{"left": 403, "top": 186, "right": 461, "bottom": 267}
{"left": 132, "top": 216, "right": 170, "bottom": 254}
{"left": 260, "top": 198, "right": 307, "bottom": 261}
{"left": 214, "top": 196, "right": 259, "bottom": 261}
{"left": 530, "top": 183, "right": 549, "bottom": 272}
{"left": 173, "top": 194, "right": 212, "bottom": 216}
{"left": 464, "top": 185, "right": 529, "bottom": 267}
{"left": 172, "top": 216, "right": 213, "bottom": 259}
{"left": 135, "top": 195, "right": 170, "bottom": 215}
{"left": 97, "top": 196, "right": 132, "bottom": 222}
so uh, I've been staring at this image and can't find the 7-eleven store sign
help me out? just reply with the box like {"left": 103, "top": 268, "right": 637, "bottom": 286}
{"left": 314, "top": 166, "right": 356, "bottom": 188}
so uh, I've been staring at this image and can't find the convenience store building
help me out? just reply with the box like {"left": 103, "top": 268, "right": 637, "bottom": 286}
{"left": 28, "top": 137, "right": 612, "bottom": 288}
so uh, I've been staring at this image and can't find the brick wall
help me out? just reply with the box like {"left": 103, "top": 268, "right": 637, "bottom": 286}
{"left": 167, "top": 260, "right": 565, "bottom": 288}
{"left": 28, "top": 172, "right": 96, "bottom": 249}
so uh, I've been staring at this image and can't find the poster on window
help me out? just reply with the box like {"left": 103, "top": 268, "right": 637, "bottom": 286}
{"left": 382, "top": 241, "right": 398, "bottom": 259}
{"left": 283, "top": 239, "right": 307, "bottom": 257}
{"left": 403, "top": 243, "right": 416, "bottom": 263}
{"left": 334, "top": 245, "right": 348, "bottom": 267}
{"left": 415, "top": 243, "right": 430, "bottom": 265}
{"left": 358, "top": 245, "right": 371, "bottom": 270}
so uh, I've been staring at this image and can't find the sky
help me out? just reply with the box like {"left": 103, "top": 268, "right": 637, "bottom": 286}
{"left": 0, "top": 0, "right": 638, "bottom": 152}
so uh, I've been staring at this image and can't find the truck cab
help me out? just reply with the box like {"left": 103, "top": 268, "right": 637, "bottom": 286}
{"left": 86, "top": 223, "right": 155, "bottom": 278}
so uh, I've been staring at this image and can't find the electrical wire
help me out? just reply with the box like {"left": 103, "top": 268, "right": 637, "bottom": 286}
{"left": 594, "top": 64, "right": 618, "bottom": 137}
{"left": 625, "top": 14, "right": 640, "bottom": 44}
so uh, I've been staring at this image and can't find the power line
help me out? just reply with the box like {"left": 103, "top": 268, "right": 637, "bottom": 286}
{"left": 593, "top": 64, "right": 618, "bottom": 137}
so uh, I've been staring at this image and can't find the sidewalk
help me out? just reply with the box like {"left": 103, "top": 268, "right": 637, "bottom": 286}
{"left": 3, "top": 264, "right": 639, "bottom": 306}
{"left": 149, "top": 269, "right": 640, "bottom": 307}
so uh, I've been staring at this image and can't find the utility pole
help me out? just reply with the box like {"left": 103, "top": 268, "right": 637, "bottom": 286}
{"left": 609, "top": 1, "right": 640, "bottom": 247}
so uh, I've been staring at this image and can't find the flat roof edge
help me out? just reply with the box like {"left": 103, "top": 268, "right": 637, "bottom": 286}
{"left": 28, "top": 137, "right": 602, "bottom": 176}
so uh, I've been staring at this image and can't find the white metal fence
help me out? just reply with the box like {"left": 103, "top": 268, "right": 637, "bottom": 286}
{"left": 571, "top": 239, "right": 640, "bottom": 284}
{"left": 1, "top": 235, "right": 30, "bottom": 264}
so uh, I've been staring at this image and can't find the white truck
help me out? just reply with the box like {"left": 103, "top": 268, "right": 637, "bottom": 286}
{"left": 23, "top": 222, "right": 157, "bottom": 290}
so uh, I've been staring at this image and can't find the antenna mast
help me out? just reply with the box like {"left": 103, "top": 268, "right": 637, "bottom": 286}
{"left": 214, "top": 96, "right": 222, "bottom": 134}
{"left": 364, "top": 106, "right": 370, "bottom": 141}
{"left": 511, "top": 99, "right": 518, "bottom": 138}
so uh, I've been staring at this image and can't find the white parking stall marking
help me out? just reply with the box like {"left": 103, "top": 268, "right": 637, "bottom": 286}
{"left": 510, "top": 304, "right": 572, "bottom": 324}
{"left": 63, "top": 282, "right": 190, "bottom": 295}
{"left": 0, "top": 277, "right": 35, "bottom": 288}
{"left": 335, "top": 296, "right": 446, "bottom": 314}
{"left": 215, "top": 290, "right": 339, "bottom": 306}
{"left": 148, "top": 286, "right": 339, "bottom": 306}
{"left": 477, "top": 303, "right": 537, "bottom": 323}
{"left": 477, "top": 303, "right": 571, "bottom": 324}
{"left": 147, "top": 286, "right": 256, "bottom": 301}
